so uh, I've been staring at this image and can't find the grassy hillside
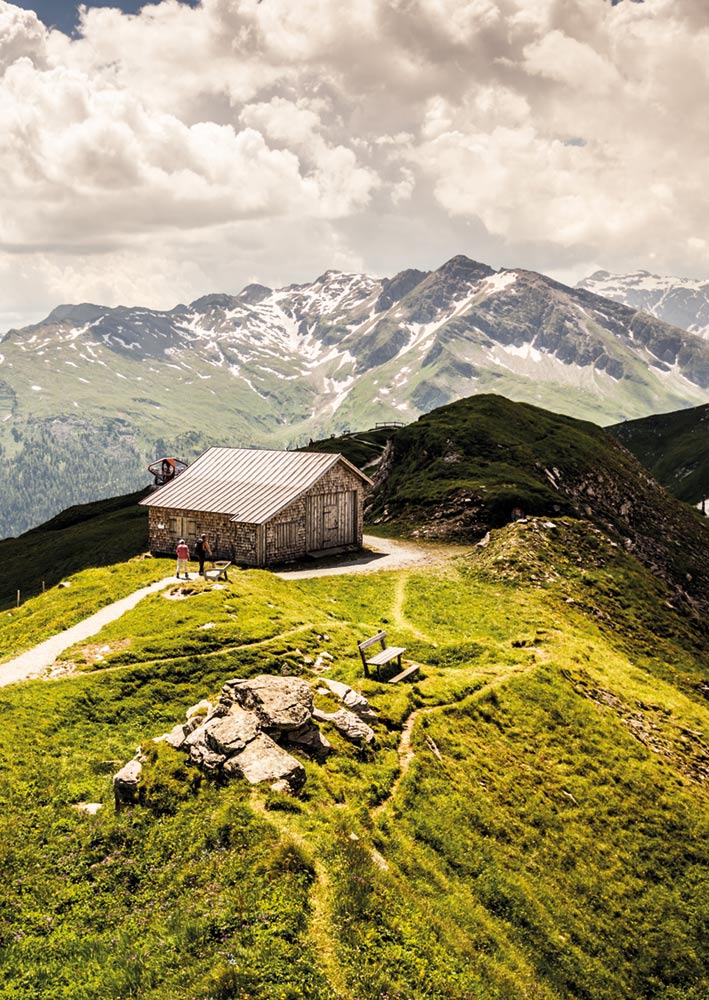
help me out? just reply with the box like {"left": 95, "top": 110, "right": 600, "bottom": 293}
{"left": 2, "top": 395, "right": 708, "bottom": 998}
{"left": 363, "top": 394, "right": 709, "bottom": 626}
{"left": 0, "top": 489, "right": 151, "bottom": 612}
{"left": 0, "top": 517, "right": 708, "bottom": 999}
{"left": 609, "top": 402, "right": 709, "bottom": 504}
{"left": 365, "top": 394, "right": 654, "bottom": 527}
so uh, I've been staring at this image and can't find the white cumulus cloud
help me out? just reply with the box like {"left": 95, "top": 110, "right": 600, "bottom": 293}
{"left": 1, "top": 0, "right": 709, "bottom": 327}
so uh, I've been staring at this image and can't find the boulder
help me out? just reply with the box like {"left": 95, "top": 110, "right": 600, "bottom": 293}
{"left": 221, "top": 675, "right": 313, "bottom": 733}
{"left": 223, "top": 732, "right": 305, "bottom": 791}
{"left": 312, "top": 708, "right": 376, "bottom": 744}
{"left": 113, "top": 758, "right": 142, "bottom": 809}
{"left": 201, "top": 708, "right": 261, "bottom": 755}
{"left": 321, "top": 679, "right": 378, "bottom": 720}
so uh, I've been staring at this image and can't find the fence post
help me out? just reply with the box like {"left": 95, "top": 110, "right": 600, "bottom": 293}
{"left": 16, "top": 589, "right": 20, "bottom": 608}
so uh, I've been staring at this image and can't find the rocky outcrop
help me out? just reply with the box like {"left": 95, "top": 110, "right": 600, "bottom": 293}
{"left": 174, "top": 682, "right": 310, "bottom": 792}
{"left": 115, "top": 673, "right": 377, "bottom": 805}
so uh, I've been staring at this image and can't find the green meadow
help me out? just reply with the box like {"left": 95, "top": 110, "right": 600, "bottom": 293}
{"left": 1, "top": 520, "right": 708, "bottom": 999}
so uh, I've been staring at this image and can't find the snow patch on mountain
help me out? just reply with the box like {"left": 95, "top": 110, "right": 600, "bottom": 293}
{"left": 501, "top": 342, "right": 543, "bottom": 363}
{"left": 578, "top": 270, "right": 709, "bottom": 340}
{"left": 483, "top": 271, "right": 518, "bottom": 295}
{"left": 324, "top": 375, "right": 356, "bottom": 413}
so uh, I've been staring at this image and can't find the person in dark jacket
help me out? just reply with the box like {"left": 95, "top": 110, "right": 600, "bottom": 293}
{"left": 196, "top": 533, "right": 212, "bottom": 576}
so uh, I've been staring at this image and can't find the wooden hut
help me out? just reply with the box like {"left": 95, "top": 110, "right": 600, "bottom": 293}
{"left": 140, "top": 446, "right": 372, "bottom": 567}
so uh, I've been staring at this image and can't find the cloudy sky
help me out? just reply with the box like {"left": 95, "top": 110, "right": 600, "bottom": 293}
{"left": 1, "top": 0, "right": 707, "bottom": 329}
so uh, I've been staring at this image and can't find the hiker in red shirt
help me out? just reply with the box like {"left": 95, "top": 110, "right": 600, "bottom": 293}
{"left": 176, "top": 538, "right": 190, "bottom": 579}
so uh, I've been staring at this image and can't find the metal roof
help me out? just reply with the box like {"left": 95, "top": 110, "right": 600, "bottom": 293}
{"left": 140, "top": 447, "right": 372, "bottom": 524}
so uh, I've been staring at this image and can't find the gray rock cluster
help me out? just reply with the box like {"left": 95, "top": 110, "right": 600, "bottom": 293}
{"left": 312, "top": 707, "right": 375, "bottom": 744}
{"left": 113, "top": 674, "right": 378, "bottom": 808}
{"left": 165, "top": 675, "right": 319, "bottom": 794}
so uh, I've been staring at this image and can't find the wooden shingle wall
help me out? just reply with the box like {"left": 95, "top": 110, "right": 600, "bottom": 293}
{"left": 264, "top": 463, "right": 364, "bottom": 563}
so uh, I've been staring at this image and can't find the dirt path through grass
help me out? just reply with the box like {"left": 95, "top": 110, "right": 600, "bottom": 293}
{"left": 392, "top": 573, "right": 432, "bottom": 641}
{"left": 0, "top": 575, "right": 177, "bottom": 687}
{"left": 82, "top": 623, "right": 318, "bottom": 678}
{"left": 2, "top": 535, "right": 464, "bottom": 687}
{"left": 373, "top": 662, "right": 541, "bottom": 820}
{"left": 249, "top": 795, "right": 351, "bottom": 998}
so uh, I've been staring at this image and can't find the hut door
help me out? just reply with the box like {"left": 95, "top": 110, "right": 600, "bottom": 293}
{"left": 170, "top": 515, "right": 197, "bottom": 541}
{"left": 306, "top": 492, "right": 357, "bottom": 551}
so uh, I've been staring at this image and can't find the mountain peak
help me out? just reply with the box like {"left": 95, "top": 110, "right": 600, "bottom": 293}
{"left": 189, "top": 293, "right": 241, "bottom": 312}
{"left": 375, "top": 267, "right": 429, "bottom": 311}
{"left": 45, "top": 303, "right": 107, "bottom": 326}
{"left": 436, "top": 255, "right": 496, "bottom": 280}
{"left": 238, "top": 283, "right": 273, "bottom": 305}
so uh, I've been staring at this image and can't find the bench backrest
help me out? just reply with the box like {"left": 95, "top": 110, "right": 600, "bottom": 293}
{"left": 358, "top": 630, "right": 387, "bottom": 652}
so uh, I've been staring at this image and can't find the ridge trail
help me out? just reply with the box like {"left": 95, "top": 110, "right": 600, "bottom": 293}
{"left": 0, "top": 576, "right": 178, "bottom": 687}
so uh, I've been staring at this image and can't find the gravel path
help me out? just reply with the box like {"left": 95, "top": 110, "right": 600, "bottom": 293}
{"left": 0, "top": 576, "right": 177, "bottom": 688}
{"left": 1, "top": 536, "right": 467, "bottom": 687}
{"left": 275, "top": 534, "right": 462, "bottom": 580}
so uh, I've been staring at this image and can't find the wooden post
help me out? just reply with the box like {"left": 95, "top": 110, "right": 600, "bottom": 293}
{"left": 42, "top": 579, "right": 46, "bottom": 593}
{"left": 16, "top": 589, "right": 20, "bottom": 608}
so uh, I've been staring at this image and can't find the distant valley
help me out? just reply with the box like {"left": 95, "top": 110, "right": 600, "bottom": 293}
{"left": 3, "top": 254, "right": 709, "bottom": 537}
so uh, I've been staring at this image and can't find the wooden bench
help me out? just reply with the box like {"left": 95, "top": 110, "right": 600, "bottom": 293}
{"left": 204, "top": 561, "right": 231, "bottom": 582}
{"left": 387, "top": 663, "right": 421, "bottom": 685}
{"left": 358, "top": 630, "right": 410, "bottom": 681}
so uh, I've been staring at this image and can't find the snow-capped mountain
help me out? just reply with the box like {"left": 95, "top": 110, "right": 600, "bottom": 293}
{"left": 578, "top": 270, "right": 709, "bottom": 340}
{"left": 3, "top": 254, "right": 709, "bottom": 537}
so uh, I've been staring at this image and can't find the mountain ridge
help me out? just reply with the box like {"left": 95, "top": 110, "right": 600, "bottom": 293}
{"left": 578, "top": 269, "right": 709, "bottom": 339}
{"left": 4, "top": 253, "right": 709, "bottom": 537}
{"left": 313, "top": 394, "right": 709, "bottom": 628}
